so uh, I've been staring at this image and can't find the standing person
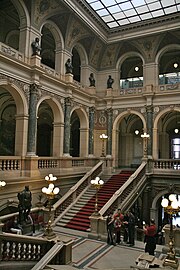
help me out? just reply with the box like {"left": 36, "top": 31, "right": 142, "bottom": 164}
{"left": 127, "top": 210, "right": 135, "bottom": 246}
{"left": 123, "top": 212, "right": 129, "bottom": 243}
{"left": 113, "top": 208, "right": 124, "bottom": 244}
{"left": 106, "top": 213, "right": 114, "bottom": 245}
{"left": 144, "top": 219, "right": 157, "bottom": 256}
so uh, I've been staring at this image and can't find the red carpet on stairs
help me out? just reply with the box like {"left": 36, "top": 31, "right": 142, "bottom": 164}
{"left": 65, "top": 170, "right": 133, "bottom": 231}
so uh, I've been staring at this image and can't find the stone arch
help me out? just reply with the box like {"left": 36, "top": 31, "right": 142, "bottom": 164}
{"left": 70, "top": 106, "right": 89, "bottom": 157}
{"left": 11, "top": 0, "right": 30, "bottom": 27}
{"left": 40, "top": 20, "right": 64, "bottom": 72}
{"left": 0, "top": 80, "right": 28, "bottom": 115}
{"left": 153, "top": 106, "right": 180, "bottom": 159}
{"left": 73, "top": 43, "right": 88, "bottom": 66}
{"left": 112, "top": 109, "right": 146, "bottom": 168}
{"left": 40, "top": 20, "right": 64, "bottom": 50}
{"left": 154, "top": 106, "right": 180, "bottom": 130}
{"left": 116, "top": 51, "right": 145, "bottom": 69}
{"left": 37, "top": 96, "right": 64, "bottom": 156}
{"left": 0, "top": 80, "right": 29, "bottom": 155}
{"left": 150, "top": 189, "right": 179, "bottom": 223}
{"left": 155, "top": 44, "right": 180, "bottom": 65}
{"left": 116, "top": 51, "right": 145, "bottom": 88}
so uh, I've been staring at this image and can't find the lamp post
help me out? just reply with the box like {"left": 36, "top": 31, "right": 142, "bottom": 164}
{"left": 42, "top": 174, "right": 59, "bottom": 239}
{"left": 0, "top": 180, "right": 6, "bottom": 230}
{"left": 161, "top": 194, "right": 180, "bottom": 269}
{"left": 91, "top": 177, "right": 104, "bottom": 216}
{"left": 0, "top": 180, "right": 6, "bottom": 188}
{"left": 99, "top": 133, "right": 108, "bottom": 157}
{"left": 141, "top": 132, "right": 150, "bottom": 158}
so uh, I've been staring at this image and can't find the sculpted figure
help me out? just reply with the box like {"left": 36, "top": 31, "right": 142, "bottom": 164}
{"left": 89, "top": 73, "right": 96, "bottom": 87}
{"left": 31, "top": 37, "right": 41, "bottom": 56}
{"left": 18, "top": 186, "right": 32, "bottom": 224}
{"left": 65, "top": 58, "right": 73, "bottom": 74}
{"left": 107, "top": 75, "right": 114, "bottom": 89}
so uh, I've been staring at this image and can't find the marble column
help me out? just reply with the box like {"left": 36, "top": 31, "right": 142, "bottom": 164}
{"left": 146, "top": 105, "right": 153, "bottom": 156}
{"left": 27, "top": 84, "right": 39, "bottom": 156}
{"left": 63, "top": 97, "right": 72, "bottom": 156}
{"left": 107, "top": 108, "right": 113, "bottom": 156}
{"left": 89, "top": 107, "right": 95, "bottom": 156}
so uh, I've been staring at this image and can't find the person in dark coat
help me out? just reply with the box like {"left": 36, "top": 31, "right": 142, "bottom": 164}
{"left": 127, "top": 210, "right": 135, "bottom": 246}
{"left": 144, "top": 219, "right": 157, "bottom": 255}
{"left": 106, "top": 213, "right": 114, "bottom": 245}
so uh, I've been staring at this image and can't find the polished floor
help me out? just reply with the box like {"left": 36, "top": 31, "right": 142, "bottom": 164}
{"left": 47, "top": 226, "right": 180, "bottom": 270}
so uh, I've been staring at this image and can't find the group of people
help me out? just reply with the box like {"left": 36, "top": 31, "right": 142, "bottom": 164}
{"left": 106, "top": 208, "right": 157, "bottom": 256}
{"left": 106, "top": 208, "right": 135, "bottom": 247}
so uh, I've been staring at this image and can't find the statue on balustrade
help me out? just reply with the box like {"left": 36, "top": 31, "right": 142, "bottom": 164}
{"left": 65, "top": 58, "right": 73, "bottom": 74}
{"left": 18, "top": 186, "right": 32, "bottom": 224}
{"left": 89, "top": 73, "right": 96, "bottom": 87}
{"left": 31, "top": 37, "right": 41, "bottom": 56}
{"left": 107, "top": 75, "right": 114, "bottom": 89}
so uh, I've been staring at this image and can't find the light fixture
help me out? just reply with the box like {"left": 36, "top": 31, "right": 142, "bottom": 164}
{"left": 91, "top": 177, "right": 104, "bottom": 215}
{"left": 161, "top": 194, "right": 179, "bottom": 269}
{"left": 135, "top": 66, "right": 139, "bottom": 72}
{"left": 141, "top": 132, "right": 150, "bottom": 158}
{"left": 174, "top": 63, "right": 178, "bottom": 69}
{"left": 174, "top": 128, "right": 179, "bottom": 134}
{"left": 42, "top": 174, "right": 59, "bottom": 239}
{"left": 135, "top": 130, "right": 139, "bottom": 135}
{"left": 99, "top": 133, "right": 108, "bottom": 157}
{"left": 0, "top": 181, "right": 6, "bottom": 188}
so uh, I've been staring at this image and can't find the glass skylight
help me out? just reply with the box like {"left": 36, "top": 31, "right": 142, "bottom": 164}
{"left": 85, "top": 0, "right": 179, "bottom": 28}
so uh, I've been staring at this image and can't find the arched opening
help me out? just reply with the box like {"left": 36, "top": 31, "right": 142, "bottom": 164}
{"left": 158, "top": 111, "right": 180, "bottom": 159}
{"left": 159, "top": 50, "right": 180, "bottom": 85}
{"left": 0, "top": 88, "right": 16, "bottom": 155}
{"left": 41, "top": 25, "right": 55, "bottom": 69}
{"left": 0, "top": 0, "right": 20, "bottom": 50}
{"left": 72, "top": 47, "right": 81, "bottom": 82}
{"left": 118, "top": 114, "right": 143, "bottom": 168}
{"left": 120, "top": 56, "right": 143, "bottom": 89}
{"left": 70, "top": 111, "right": 80, "bottom": 157}
{"left": 37, "top": 101, "right": 53, "bottom": 156}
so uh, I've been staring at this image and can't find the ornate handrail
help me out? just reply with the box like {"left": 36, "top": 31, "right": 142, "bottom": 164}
{"left": 53, "top": 161, "right": 104, "bottom": 223}
{"left": 99, "top": 162, "right": 147, "bottom": 217}
{"left": 0, "top": 233, "right": 52, "bottom": 262}
{"left": 153, "top": 159, "right": 180, "bottom": 170}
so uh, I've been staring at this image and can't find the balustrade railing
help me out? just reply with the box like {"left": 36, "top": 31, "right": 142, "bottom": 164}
{"left": 153, "top": 159, "right": 180, "bottom": 170}
{"left": 0, "top": 233, "right": 52, "bottom": 262}
{"left": 53, "top": 161, "right": 103, "bottom": 222}
{"left": 99, "top": 162, "right": 147, "bottom": 217}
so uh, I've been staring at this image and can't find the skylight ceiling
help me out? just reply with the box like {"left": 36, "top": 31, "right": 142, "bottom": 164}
{"left": 85, "top": 0, "right": 180, "bottom": 29}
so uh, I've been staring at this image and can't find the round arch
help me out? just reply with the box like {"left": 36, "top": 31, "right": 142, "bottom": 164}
{"left": 37, "top": 96, "right": 64, "bottom": 156}
{"left": 155, "top": 44, "right": 180, "bottom": 65}
{"left": 154, "top": 106, "right": 180, "bottom": 129}
{"left": 0, "top": 80, "right": 29, "bottom": 155}
{"left": 116, "top": 51, "right": 145, "bottom": 70}
{"left": 12, "top": 0, "right": 30, "bottom": 27}
{"left": 112, "top": 109, "right": 146, "bottom": 168}
{"left": 40, "top": 20, "right": 64, "bottom": 50}
{"left": 0, "top": 80, "right": 28, "bottom": 115}
{"left": 70, "top": 106, "right": 89, "bottom": 157}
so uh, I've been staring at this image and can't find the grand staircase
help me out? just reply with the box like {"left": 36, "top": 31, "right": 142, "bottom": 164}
{"left": 56, "top": 170, "right": 133, "bottom": 231}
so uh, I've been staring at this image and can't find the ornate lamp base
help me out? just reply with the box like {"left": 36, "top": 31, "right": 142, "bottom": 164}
{"left": 163, "top": 251, "right": 179, "bottom": 269}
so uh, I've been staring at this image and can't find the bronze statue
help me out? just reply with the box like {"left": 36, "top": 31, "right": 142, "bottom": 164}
{"left": 107, "top": 75, "right": 114, "bottom": 89}
{"left": 65, "top": 58, "right": 73, "bottom": 74}
{"left": 18, "top": 186, "right": 32, "bottom": 224}
{"left": 31, "top": 37, "right": 41, "bottom": 56}
{"left": 89, "top": 73, "right": 95, "bottom": 87}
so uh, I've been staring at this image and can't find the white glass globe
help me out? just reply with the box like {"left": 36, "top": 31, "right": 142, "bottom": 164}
{"left": 42, "top": 187, "right": 47, "bottom": 193}
{"left": 169, "top": 194, "right": 176, "bottom": 202}
{"left": 53, "top": 187, "right": 60, "bottom": 195}
{"left": 49, "top": 183, "right": 54, "bottom": 190}
{"left": 161, "top": 198, "right": 168, "bottom": 208}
